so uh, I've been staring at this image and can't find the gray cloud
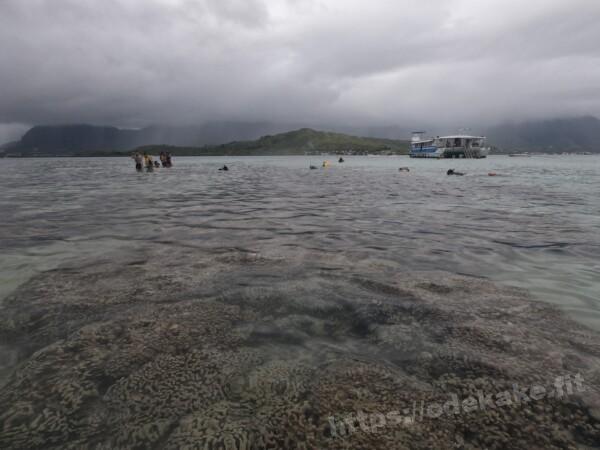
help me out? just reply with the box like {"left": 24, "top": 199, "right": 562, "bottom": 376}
{"left": 0, "top": 123, "right": 30, "bottom": 145}
{"left": 1, "top": 0, "right": 599, "bottom": 136}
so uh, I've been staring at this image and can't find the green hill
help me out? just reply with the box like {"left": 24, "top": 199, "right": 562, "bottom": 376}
{"left": 137, "top": 128, "right": 409, "bottom": 156}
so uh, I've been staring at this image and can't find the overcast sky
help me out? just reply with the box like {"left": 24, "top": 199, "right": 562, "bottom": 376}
{"left": 1, "top": 0, "right": 599, "bottom": 141}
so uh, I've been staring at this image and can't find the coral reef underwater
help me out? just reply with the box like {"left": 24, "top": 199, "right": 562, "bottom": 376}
{"left": 0, "top": 248, "right": 599, "bottom": 449}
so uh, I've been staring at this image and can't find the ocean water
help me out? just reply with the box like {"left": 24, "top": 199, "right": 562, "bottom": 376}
{"left": 1, "top": 155, "right": 599, "bottom": 329}
{"left": 2, "top": 154, "right": 600, "bottom": 449}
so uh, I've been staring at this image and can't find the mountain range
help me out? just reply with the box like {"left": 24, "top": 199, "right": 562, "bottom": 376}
{"left": 0, "top": 122, "right": 294, "bottom": 156}
{"left": 485, "top": 116, "right": 600, "bottom": 152}
{"left": 1, "top": 116, "right": 599, "bottom": 156}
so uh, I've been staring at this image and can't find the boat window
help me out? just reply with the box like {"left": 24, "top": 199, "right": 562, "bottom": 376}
{"left": 454, "top": 138, "right": 462, "bottom": 147}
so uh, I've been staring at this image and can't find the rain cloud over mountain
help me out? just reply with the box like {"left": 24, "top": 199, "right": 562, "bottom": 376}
{"left": 1, "top": 0, "right": 600, "bottom": 137}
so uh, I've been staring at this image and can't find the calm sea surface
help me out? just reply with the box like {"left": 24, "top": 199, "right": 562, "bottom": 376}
{"left": 1, "top": 155, "right": 599, "bottom": 329}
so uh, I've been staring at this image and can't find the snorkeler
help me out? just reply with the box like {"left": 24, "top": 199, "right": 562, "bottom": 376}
{"left": 447, "top": 169, "right": 464, "bottom": 176}
{"left": 219, "top": 165, "right": 229, "bottom": 171}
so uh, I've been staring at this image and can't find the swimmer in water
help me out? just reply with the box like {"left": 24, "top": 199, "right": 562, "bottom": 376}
{"left": 447, "top": 169, "right": 464, "bottom": 176}
{"left": 219, "top": 165, "right": 229, "bottom": 171}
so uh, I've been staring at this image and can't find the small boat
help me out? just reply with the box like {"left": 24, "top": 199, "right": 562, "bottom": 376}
{"left": 409, "top": 132, "right": 490, "bottom": 159}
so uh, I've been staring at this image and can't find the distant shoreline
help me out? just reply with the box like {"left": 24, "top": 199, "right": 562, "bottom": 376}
{"left": 0, "top": 153, "right": 407, "bottom": 158}
{"left": 2, "top": 152, "right": 598, "bottom": 158}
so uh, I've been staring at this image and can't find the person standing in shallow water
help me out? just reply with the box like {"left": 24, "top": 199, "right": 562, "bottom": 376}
{"left": 133, "top": 152, "right": 143, "bottom": 171}
{"left": 144, "top": 153, "right": 154, "bottom": 172}
{"left": 159, "top": 150, "right": 173, "bottom": 167}
{"left": 160, "top": 151, "right": 170, "bottom": 168}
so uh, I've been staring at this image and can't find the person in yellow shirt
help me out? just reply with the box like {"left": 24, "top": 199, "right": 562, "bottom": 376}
{"left": 143, "top": 153, "right": 154, "bottom": 172}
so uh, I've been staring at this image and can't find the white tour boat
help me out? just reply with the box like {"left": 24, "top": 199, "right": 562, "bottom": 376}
{"left": 409, "top": 132, "right": 491, "bottom": 159}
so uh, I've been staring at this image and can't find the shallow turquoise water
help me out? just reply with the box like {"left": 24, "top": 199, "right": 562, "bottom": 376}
{"left": 1, "top": 154, "right": 599, "bottom": 329}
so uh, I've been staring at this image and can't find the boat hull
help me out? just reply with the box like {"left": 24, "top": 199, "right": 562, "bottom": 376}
{"left": 409, "top": 146, "right": 444, "bottom": 158}
{"left": 410, "top": 147, "right": 490, "bottom": 159}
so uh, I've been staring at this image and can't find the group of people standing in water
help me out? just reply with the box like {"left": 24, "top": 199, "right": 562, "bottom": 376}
{"left": 132, "top": 151, "right": 172, "bottom": 172}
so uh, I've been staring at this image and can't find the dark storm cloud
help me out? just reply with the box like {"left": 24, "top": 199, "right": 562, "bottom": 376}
{"left": 1, "top": 0, "right": 599, "bottom": 135}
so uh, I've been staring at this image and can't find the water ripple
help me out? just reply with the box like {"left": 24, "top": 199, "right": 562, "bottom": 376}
{"left": 1, "top": 155, "right": 600, "bottom": 329}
